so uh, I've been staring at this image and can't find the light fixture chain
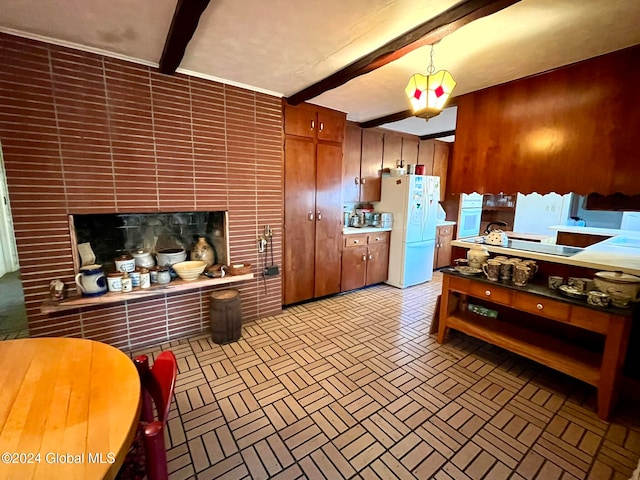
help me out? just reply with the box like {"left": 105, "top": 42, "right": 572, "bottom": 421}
{"left": 427, "top": 44, "right": 435, "bottom": 75}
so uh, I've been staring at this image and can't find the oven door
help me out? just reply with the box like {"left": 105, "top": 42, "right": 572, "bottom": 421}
{"left": 457, "top": 207, "right": 482, "bottom": 238}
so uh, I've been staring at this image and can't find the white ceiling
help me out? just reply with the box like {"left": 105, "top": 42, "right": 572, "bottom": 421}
{"left": 1, "top": 0, "right": 639, "bottom": 138}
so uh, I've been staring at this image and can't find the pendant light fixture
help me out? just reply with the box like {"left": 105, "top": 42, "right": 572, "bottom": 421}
{"left": 405, "top": 44, "right": 456, "bottom": 119}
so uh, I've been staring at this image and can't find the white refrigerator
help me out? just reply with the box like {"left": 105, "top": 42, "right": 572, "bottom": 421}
{"left": 378, "top": 175, "right": 440, "bottom": 288}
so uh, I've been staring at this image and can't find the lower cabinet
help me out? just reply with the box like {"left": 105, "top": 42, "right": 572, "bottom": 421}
{"left": 434, "top": 225, "right": 453, "bottom": 269}
{"left": 341, "top": 232, "right": 390, "bottom": 291}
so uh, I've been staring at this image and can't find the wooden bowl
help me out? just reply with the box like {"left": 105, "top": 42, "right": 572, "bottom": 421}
{"left": 229, "top": 263, "right": 251, "bottom": 275}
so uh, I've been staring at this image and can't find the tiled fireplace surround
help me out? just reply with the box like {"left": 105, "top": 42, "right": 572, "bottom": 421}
{"left": 0, "top": 33, "right": 283, "bottom": 350}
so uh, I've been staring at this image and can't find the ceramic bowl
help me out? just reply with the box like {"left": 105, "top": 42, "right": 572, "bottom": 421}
{"left": 172, "top": 261, "right": 206, "bottom": 281}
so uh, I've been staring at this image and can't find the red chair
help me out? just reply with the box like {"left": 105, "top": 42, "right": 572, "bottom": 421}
{"left": 117, "top": 351, "right": 177, "bottom": 480}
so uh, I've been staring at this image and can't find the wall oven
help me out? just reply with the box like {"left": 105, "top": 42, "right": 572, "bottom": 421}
{"left": 457, "top": 193, "right": 483, "bottom": 238}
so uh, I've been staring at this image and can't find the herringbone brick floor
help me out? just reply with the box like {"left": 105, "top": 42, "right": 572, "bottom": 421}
{"left": 133, "top": 272, "right": 640, "bottom": 479}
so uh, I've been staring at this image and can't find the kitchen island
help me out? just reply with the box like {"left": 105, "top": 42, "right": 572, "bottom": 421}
{"left": 437, "top": 270, "right": 634, "bottom": 420}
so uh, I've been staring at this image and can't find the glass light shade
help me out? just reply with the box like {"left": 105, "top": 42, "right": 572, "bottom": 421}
{"left": 405, "top": 70, "right": 457, "bottom": 118}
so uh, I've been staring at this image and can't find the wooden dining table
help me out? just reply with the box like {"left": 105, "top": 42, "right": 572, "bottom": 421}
{"left": 0, "top": 337, "right": 141, "bottom": 479}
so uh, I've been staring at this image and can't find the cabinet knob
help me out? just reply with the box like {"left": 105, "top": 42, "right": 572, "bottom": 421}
{"left": 308, "top": 211, "right": 314, "bottom": 221}
{"left": 361, "top": 177, "right": 366, "bottom": 184}
{"left": 375, "top": 237, "right": 380, "bottom": 241}
{"left": 311, "top": 120, "right": 315, "bottom": 130}
{"left": 353, "top": 239, "right": 359, "bottom": 244}
{"left": 485, "top": 290, "right": 491, "bottom": 296}
{"left": 536, "top": 303, "right": 543, "bottom": 310}
{"left": 317, "top": 211, "right": 322, "bottom": 221}
{"left": 362, "top": 255, "right": 366, "bottom": 261}
{"left": 368, "top": 254, "right": 372, "bottom": 260}
{"left": 354, "top": 176, "right": 359, "bottom": 185}
{"left": 319, "top": 122, "right": 324, "bottom": 132}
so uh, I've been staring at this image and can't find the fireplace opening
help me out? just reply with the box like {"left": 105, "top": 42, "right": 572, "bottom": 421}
{"left": 69, "top": 211, "right": 229, "bottom": 273}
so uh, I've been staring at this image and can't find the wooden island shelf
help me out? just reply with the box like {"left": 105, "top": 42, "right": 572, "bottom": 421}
{"left": 41, "top": 273, "right": 254, "bottom": 314}
{"left": 437, "top": 270, "right": 634, "bottom": 420}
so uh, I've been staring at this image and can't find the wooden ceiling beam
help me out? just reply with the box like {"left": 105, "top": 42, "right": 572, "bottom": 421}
{"left": 159, "top": 0, "right": 211, "bottom": 75}
{"left": 286, "top": 0, "right": 520, "bottom": 105}
{"left": 420, "top": 130, "right": 456, "bottom": 140}
{"left": 359, "top": 97, "right": 459, "bottom": 129}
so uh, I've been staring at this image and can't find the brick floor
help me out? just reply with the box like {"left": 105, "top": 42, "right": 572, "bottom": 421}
{"left": 132, "top": 272, "right": 640, "bottom": 479}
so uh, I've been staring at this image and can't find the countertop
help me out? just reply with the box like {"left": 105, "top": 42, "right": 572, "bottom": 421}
{"left": 452, "top": 235, "right": 640, "bottom": 276}
{"left": 437, "top": 220, "right": 456, "bottom": 226}
{"left": 343, "top": 226, "right": 392, "bottom": 235}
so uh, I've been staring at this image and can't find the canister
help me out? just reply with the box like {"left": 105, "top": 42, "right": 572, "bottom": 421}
{"left": 114, "top": 254, "right": 135, "bottom": 273}
{"left": 107, "top": 272, "right": 123, "bottom": 292}
{"left": 140, "top": 268, "right": 151, "bottom": 289}
{"left": 130, "top": 270, "right": 141, "bottom": 288}
{"left": 121, "top": 272, "right": 132, "bottom": 292}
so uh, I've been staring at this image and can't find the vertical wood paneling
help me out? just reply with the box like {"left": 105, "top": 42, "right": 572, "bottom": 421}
{"left": 0, "top": 33, "right": 283, "bottom": 350}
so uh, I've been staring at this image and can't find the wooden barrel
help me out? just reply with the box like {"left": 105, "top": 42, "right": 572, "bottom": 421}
{"left": 209, "top": 289, "right": 242, "bottom": 344}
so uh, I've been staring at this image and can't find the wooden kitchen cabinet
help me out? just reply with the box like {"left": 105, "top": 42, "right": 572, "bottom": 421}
{"left": 434, "top": 225, "right": 453, "bottom": 269}
{"left": 341, "top": 232, "right": 390, "bottom": 291}
{"left": 401, "top": 136, "right": 419, "bottom": 167}
{"left": 382, "top": 131, "right": 402, "bottom": 170}
{"left": 418, "top": 139, "right": 450, "bottom": 201}
{"left": 360, "top": 129, "right": 384, "bottom": 202}
{"left": 284, "top": 103, "right": 344, "bottom": 143}
{"left": 342, "top": 124, "right": 383, "bottom": 203}
{"left": 284, "top": 103, "right": 345, "bottom": 305}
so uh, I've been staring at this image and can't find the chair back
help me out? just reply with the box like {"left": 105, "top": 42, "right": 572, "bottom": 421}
{"left": 133, "top": 351, "right": 177, "bottom": 480}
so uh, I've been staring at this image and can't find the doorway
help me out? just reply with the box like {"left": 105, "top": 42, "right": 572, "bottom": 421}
{"left": 0, "top": 144, "right": 28, "bottom": 337}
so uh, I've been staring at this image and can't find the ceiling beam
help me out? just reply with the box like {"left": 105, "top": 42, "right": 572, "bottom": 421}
{"left": 359, "top": 97, "right": 459, "bottom": 129}
{"left": 420, "top": 130, "right": 456, "bottom": 140}
{"left": 285, "top": 0, "right": 520, "bottom": 105}
{"left": 159, "top": 0, "right": 211, "bottom": 75}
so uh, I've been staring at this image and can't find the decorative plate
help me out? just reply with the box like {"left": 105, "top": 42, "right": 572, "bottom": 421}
{"left": 455, "top": 266, "right": 482, "bottom": 275}
{"left": 558, "top": 284, "right": 588, "bottom": 299}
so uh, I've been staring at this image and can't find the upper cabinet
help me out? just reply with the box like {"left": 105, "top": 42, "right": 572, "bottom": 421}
{"left": 342, "top": 123, "right": 384, "bottom": 203}
{"left": 382, "top": 131, "right": 402, "bottom": 170}
{"left": 418, "top": 139, "right": 450, "bottom": 201}
{"left": 449, "top": 44, "right": 640, "bottom": 196}
{"left": 360, "top": 129, "right": 384, "bottom": 202}
{"left": 284, "top": 103, "right": 345, "bottom": 143}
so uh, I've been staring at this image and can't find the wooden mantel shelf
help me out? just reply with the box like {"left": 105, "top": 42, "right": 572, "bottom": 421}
{"left": 41, "top": 273, "right": 254, "bottom": 314}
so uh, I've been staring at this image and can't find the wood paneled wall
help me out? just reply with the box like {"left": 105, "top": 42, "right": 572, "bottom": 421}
{"left": 450, "top": 45, "right": 640, "bottom": 196}
{"left": 0, "top": 34, "right": 283, "bottom": 350}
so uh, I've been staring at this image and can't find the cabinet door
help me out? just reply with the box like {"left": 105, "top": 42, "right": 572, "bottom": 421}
{"left": 360, "top": 129, "right": 383, "bottom": 202}
{"left": 315, "top": 143, "right": 343, "bottom": 298}
{"left": 284, "top": 104, "right": 317, "bottom": 139}
{"left": 382, "top": 132, "right": 403, "bottom": 170}
{"left": 284, "top": 137, "right": 316, "bottom": 304}
{"left": 433, "top": 141, "right": 449, "bottom": 201}
{"left": 435, "top": 226, "right": 453, "bottom": 269}
{"left": 366, "top": 242, "right": 389, "bottom": 285}
{"left": 341, "top": 245, "right": 367, "bottom": 291}
{"left": 418, "top": 140, "right": 435, "bottom": 175}
{"left": 317, "top": 110, "right": 345, "bottom": 143}
{"left": 342, "top": 123, "right": 362, "bottom": 203}
{"left": 401, "top": 137, "right": 419, "bottom": 167}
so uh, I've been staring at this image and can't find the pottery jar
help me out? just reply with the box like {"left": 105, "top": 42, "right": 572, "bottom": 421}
{"left": 132, "top": 249, "right": 155, "bottom": 268}
{"left": 156, "top": 248, "right": 187, "bottom": 267}
{"left": 107, "top": 272, "right": 123, "bottom": 292}
{"left": 190, "top": 236, "right": 214, "bottom": 268}
{"left": 467, "top": 244, "right": 490, "bottom": 269}
{"left": 140, "top": 268, "right": 151, "bottom": 289}
{"left": 157, "top": 267, "right": 171, "bottom": 285}
{"left": 593, "top": 271, "right": 640, "bottom": 301}
{"left": 75, "top": 264, "right": 108, "bottom": 297}
{"left": 114, "top": 254, "right": 135, "bottom": 273}
{"left": 121, "top": 272, "right": 132, "bottom": 293}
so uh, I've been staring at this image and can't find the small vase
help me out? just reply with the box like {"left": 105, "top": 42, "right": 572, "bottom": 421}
{"left": 191, "top": 236, "right": 214, "bottom": 268}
